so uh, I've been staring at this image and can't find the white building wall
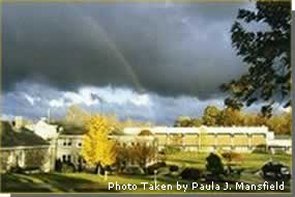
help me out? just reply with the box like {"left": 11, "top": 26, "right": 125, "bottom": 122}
{"left": 33, "top": 119, "right": 59, "bottom": 140}
{"left": 56, "top": 135, "right": 84, "bottom": 166}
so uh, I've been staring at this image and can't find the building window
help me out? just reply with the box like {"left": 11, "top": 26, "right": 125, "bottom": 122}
{"left": 77, "top": 142, "right": 82, "bottom": 147}
{"left": 67, "top": 155, "right": 71, "bottom": 162}
{"left": 62, "top": 155, "right": 66, "bottom": 162}
{"left": 63, "top": 141, "right": 67, "bottom": 146}
{"left": 18, "top": 151, "right": 26, "bottom": 168}
{"left": 68, "top": 141, "right": 72, "bottom": 146}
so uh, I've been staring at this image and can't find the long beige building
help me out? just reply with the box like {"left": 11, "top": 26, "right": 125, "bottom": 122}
{"left": 122, "top": 126, "right": 281, "bottom": 152}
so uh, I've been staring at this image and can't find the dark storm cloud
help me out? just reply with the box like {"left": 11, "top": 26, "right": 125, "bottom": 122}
{"left": 3, "top": 3, "right": 250, "bottom": 99}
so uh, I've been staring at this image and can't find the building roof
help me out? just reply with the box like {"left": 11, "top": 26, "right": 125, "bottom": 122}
{"left": 54, "top": 121, "right": 122, "bottom": 136}
{"left": 1, "top": 121, "right": 49, "bottom": 147}
{"left": 123, "top": 126, "right": 270, "bottom": 135}
{"left": 57, "top": 122, "right": 86, "bottom": 135}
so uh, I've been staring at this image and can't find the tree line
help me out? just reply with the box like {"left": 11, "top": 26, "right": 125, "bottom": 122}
{"left": 174, "top": 105, "right": 291, "bottom": 135}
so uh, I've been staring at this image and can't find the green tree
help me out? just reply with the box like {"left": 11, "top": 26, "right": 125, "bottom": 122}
{"left": 219, "top": 107, "right": 244, "bottom": 126}
{"left": 192, "top": 118, "right": 203, "bottom": 127}
{"left": 174, "top": 116, "right": 193, "bottom": 127}
{"left": 202, "top": 106, "right": 221, "bottom": 126}
{"left": 130, "top": 142, "right": 156, "bottom": 169}
{"left": 174, "top": 116, "right": 203, "bottom": 127}
{"left": 266, "top": 112, "right": 291, "bottom": 135}
{"left": 138, "top": 129, "right": 153, "bottom": 136}
{"left": 221, "top": 1, "right": 291, "bottom": 116}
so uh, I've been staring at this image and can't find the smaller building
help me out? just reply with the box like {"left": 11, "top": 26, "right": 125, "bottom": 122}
{"left": 268, "top": 135, "right": 292, "bottom": 154}
{"left": 54, "top": 124, "right": 86, "bottom": 170}
{"left": 33, "top": 118, "right": 60, "bottom": 140}
{"left": 0, "top": 121, "right": 52, "bottom": 173}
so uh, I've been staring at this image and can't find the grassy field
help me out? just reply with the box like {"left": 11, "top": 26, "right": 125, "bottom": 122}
{"left": 165, "top": 151, "right": 292, "bottom": 172}
{"left": 1, "top": 152, "right": 292, "bottom": 193}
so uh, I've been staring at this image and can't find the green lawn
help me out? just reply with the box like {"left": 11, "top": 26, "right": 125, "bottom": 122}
{"left": 165, "top": 151, "right": 292, "bottom": 171}
{"left": 1, "top": 152, "right": 292, "bottom": 193}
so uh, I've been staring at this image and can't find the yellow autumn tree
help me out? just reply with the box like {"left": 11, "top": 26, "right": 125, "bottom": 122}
{"left": 81, "top": 115, "right": 118, "bottom": 174}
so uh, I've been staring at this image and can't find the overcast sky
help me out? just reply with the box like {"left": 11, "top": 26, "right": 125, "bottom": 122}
{"left": 3, "top": 2, "right": 279, "bottom": 125}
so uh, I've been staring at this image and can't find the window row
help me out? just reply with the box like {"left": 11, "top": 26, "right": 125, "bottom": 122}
{"left": 59, "top": 140, "right": 82, "bottom": 147}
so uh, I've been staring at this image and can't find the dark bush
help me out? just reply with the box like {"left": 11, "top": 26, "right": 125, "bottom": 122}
{"left": 138, "top": 129, "right": 153, "bottom": 136}
{"left": 252, "top": 144, "right": 267, "bottom": 153}
{"left": 55, "top": 159, "right": 62, "bottom": 172}
{"left": 61, "top": 162, "right": 76, "bottom": 173}
{"left": 146, "top": 162, "right": 166, "bottom": 175}
{"left": 206, "top": 153, "right": 224, "bottom": 176}
{"left": 10, "top": 166, "right": 23, "bottom": 173}
{"left": 83, "top": 166, "right": 97, "bottom": 174}
{"left": 156, "top": 161, "right": 166, "bottom": 168}
{"left": 122, "top": 166, "right": 145, "bottom": 175}
{"left": 261, "top": 162, "right": 291, "bottom": 181}
{"left": 104, "top": 165, "right": 112, "bottom": 172}
{"left": 10, "top": 166, "right": 40, "bottom": 174}
{"left": 180, "top": 168, "right": 202, "bottom": 180}
{"left": 169, "top": 165, "right": 179, "bottom": 172}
